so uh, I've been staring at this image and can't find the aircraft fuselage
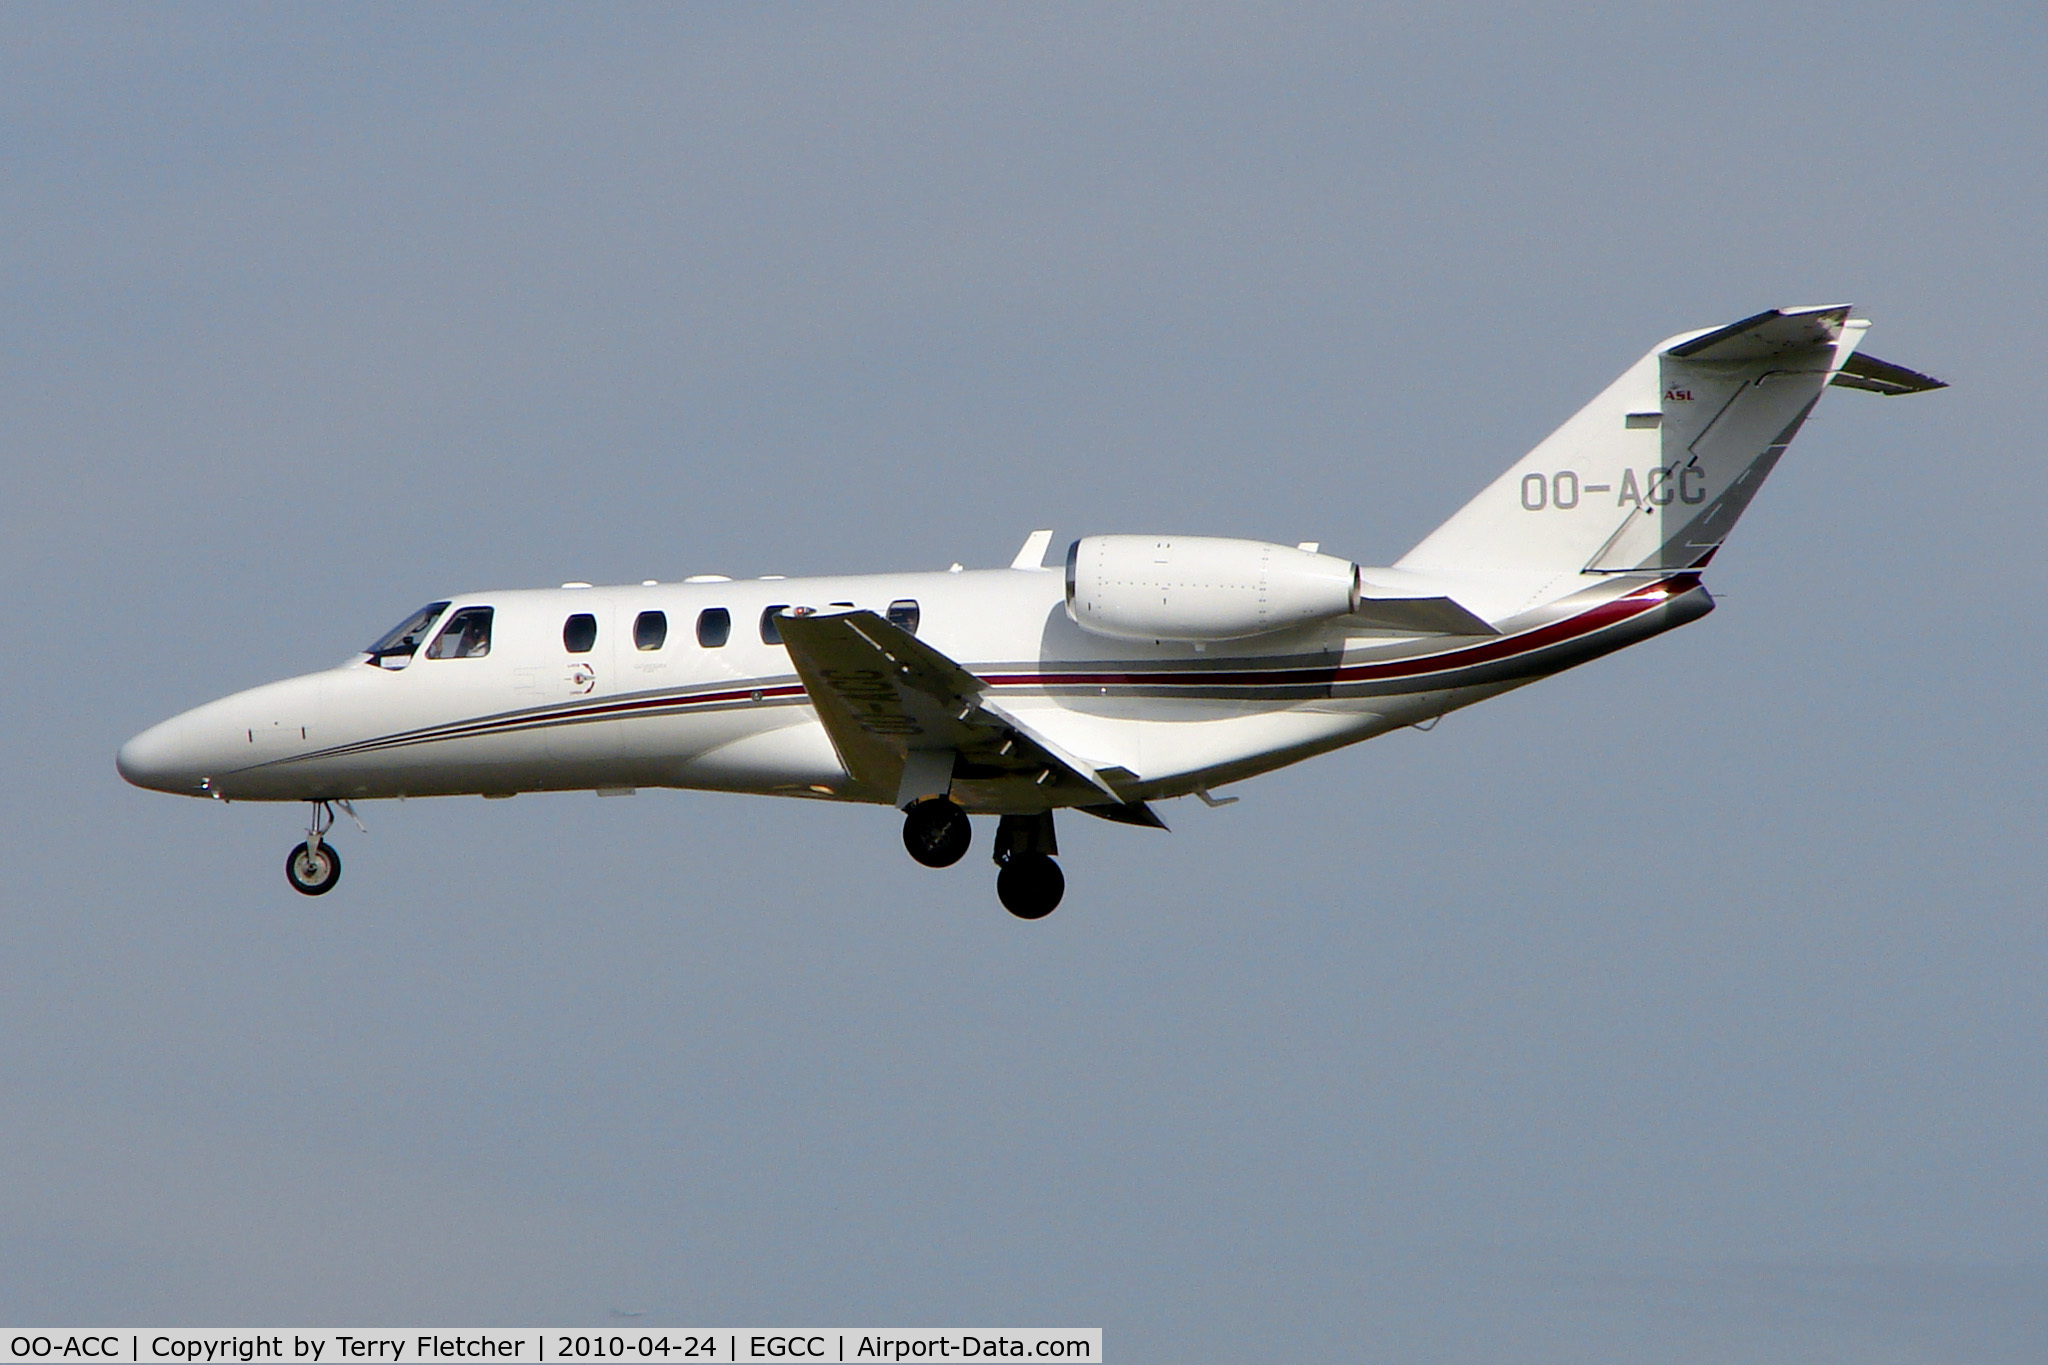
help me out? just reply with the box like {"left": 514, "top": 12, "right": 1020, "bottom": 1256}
{"left": 118, "top": 564, "right": 1708, "bottom": 811}
{"left": 116, "top": 306, "right": 1940, "bottom": 914}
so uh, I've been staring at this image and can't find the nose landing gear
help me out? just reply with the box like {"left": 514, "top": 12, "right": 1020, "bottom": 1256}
{"left": 285, "top": 838, "right": 341, "bottom": 895}
{"left": 284, "top": 800, "right": 360, "bottom": 896}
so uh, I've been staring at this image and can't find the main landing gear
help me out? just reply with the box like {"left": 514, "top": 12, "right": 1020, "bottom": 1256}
{"left": 902, "top": 800, "right": 1064, "bottom": 919}
{"left": 902, "top": 796, "right": 972, "bottom": 867}
{"left": 993, "top": 811, "right": 1063, "bottom": 919}
{"left": 284, "top": 800, "right": 360, "bottom": 896}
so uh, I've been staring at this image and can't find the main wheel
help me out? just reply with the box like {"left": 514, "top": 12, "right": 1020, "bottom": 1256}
{"left": 902, "top": 799, "right": 972, "bottom": 868}
{"left": 996, "top": 851, "right": 1065, "bottom": 919}
{"left": 285, "top": 841, "right": 342, "bottom": 896}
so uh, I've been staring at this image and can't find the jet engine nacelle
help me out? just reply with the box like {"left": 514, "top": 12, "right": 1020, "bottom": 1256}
{"left": 1064, "top": 535, "right": 1362, "bottom": 642}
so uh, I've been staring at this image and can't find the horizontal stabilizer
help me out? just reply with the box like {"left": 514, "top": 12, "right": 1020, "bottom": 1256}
{"left": 1829, "top": 351, "right": 1948, "bottom": 396}
{"left": 1665, "top": 305, "right": 1849, "bottom": 360}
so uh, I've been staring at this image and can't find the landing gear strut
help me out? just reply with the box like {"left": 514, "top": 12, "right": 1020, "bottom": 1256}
{"left": 993, "top": 811, "right": 1064, "bottom": 920}
{"left": 286, "top": 800, "right": 342, "bottom": 896}
{"left": 902, "top": 797, "right": 972, "bottom": 868}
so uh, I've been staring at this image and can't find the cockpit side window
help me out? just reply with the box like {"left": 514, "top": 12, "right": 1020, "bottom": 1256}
{"left": 364, "top": 602, "right": 451, "bottom": 669}
{"left": 426, "top": 606, "right": 494, "bottom": 659}
{"left": 563, "top": 613, "right": 598, "bottom": 653}
{"left": 887, "top": 599, "right": 921, "bottom": 635}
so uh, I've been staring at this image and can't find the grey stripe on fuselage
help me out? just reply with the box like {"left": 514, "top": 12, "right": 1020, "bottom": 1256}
{"left": 243, "top": 582, "right": 1696, "bottom": 773}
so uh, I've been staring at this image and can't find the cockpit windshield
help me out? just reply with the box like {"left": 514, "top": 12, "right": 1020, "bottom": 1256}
{"left": 364, "top": 602, "right": 451, "bottom": 669}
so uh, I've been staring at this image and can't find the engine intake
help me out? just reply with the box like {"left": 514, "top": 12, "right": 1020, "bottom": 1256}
{"left": 1064, "top": 535, "right": 1361, "bottom": 642}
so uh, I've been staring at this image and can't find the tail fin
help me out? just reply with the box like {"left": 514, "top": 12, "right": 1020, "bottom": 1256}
{"left": 1397, "top": 306, "right": 1942, "bottom": 576}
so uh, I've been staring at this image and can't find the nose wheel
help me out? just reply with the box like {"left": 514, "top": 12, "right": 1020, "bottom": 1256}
{"left": 284, "top": 800, "right": 359, "bottom": 896}
{"left": 286, "top": 839, "right": 341, "bottom": 895}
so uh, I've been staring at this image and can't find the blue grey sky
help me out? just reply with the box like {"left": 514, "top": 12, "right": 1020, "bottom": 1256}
{"left": 3, "top": 4, "right": 2044, "bottom": 1358}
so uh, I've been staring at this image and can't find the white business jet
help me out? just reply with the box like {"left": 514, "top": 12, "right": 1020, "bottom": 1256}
{"left": 118, "top": 307, "right": 1941, "bottom": 917}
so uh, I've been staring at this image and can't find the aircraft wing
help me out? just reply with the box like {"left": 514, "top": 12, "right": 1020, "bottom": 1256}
{"left": 776, "top": 608, "right": 1161, "bottom": 822}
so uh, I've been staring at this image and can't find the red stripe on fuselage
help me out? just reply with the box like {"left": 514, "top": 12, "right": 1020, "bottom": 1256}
{"left": 289, "top": 578, "right": 1693, "bottom": 763}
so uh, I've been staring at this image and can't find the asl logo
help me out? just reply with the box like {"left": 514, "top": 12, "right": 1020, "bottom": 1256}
{"left": 1663, "top": 387, "right": 1693, "bottom": 401}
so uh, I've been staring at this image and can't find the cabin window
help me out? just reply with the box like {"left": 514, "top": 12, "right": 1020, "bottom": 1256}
{"left": 563, "top": 613, "right": 598, "bottom": 653}
{"left": 634, "top": 610, "right": 668, "bottom": 651}
{"left": 760, "top": 605, "right": 790, "bottom": 644}
{"left": 426, "top": 606, "right": 494, "bottom": 659}
{"left": 696, "top": 607, "right": 731, "bottom": 648}
{"left": 364, "top": 601, "right": 450, "bottom": 669}
{"left": 887, "top": 599, "right": 921, "bottom": 634}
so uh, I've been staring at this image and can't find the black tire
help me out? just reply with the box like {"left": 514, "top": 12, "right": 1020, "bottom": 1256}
{"left": 997, "top": 852, "right": 1064, "bottom": 920}
{"left": 285, "top": 841, "right": 342, "bottom": 896}
{"left": 902, "top": 799, "right": 972, "bottom": 868}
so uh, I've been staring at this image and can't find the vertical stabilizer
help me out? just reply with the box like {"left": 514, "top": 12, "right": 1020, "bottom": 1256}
{"left": 1398, "top": 306, "right": 1870, "bottom": 576}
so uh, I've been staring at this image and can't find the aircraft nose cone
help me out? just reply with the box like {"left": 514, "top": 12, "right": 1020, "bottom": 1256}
{"left": 117, "top": 717, "right": 210, "bottom": 794}
{"left": 119, "top": 672, "right": 329, "bottom": 798}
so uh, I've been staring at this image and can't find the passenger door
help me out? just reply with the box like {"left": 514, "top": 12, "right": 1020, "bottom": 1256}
{"left": 521, "top": 600, "right": 622, "bottom": 762}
